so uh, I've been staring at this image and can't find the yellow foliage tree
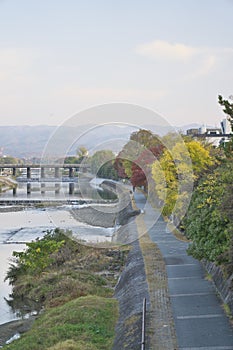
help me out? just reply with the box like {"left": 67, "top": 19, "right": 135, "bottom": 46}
{"left": 152, "top": 139, "right": 215, "bottom": 222}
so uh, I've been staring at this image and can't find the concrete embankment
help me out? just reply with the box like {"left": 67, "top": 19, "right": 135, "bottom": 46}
{"left": 204, "top": 261, "right": 233, "bottom": 315}
{"left": 97, "top": 181, "right": 152, "bottom": 349}
{"left": 113, "top": 235, "right": 150, "bottom": 349}
{"left": 71, "top": 180, "right": 140, "bottom": 227}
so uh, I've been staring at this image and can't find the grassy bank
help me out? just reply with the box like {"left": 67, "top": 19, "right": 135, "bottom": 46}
{"left": 5, "top": 296, "right": 118, "bottom": 350}
{"left": 4, "top": 229, "right": 129, "bottom": 350}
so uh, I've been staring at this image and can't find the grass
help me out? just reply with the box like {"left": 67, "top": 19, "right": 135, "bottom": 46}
{"left": 205, "top": 273, "right": 213, "bottom": 282}
{"left": 223, "top": 303, "right": 233, "bottom": 321}
{"left": 165, "top": 221, "right": 190, "bottom": 242}
{"left": 4, "top": 229, "right": 129, "bottom": 350}
{"left": 5, "top": 296, "right": 118, "bottom": 350}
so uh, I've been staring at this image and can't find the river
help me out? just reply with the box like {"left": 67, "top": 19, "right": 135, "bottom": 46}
{"left": 0, "top": 244, "right": 25, "bottom": 325}
{"left": 0, "top": 179, "right": 117, "bottom": 326}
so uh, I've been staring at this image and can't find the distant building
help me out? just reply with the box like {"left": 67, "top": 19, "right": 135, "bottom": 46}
{"left": 221, "top": 118, "right": 232, "bottom": 134}
{"left": 186, "top": 118, "right": 232, "bottom": 147}
{"left": 186, "top": 128, "right": 199, "bottom": 136}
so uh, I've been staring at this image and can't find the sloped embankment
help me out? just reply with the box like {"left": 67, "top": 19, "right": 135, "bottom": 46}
{"left": 204, "top": 261, "right": 233, "bottom": 315}
{"left": 113, "top": 232, "right": 150, "bottom": 349}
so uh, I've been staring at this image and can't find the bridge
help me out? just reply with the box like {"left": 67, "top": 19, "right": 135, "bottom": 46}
{"left": 0, "top": 163, "right": 87, "bottom": 177}
{"left": 0, "top": 164, "right": 89, "bottom": 195}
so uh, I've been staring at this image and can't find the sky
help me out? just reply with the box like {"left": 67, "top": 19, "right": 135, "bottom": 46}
{"left": 0, "top": 0, "right": 232, "bottom": 127}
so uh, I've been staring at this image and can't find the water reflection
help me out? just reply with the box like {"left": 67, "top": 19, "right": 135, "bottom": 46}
{"left": 0, "top": 244, "right": 25, "bottom": 325}
{"left": 0, "top": 182, "right": 117, "bottom": 201}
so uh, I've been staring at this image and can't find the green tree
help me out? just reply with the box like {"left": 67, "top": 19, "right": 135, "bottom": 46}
{"left": 184, "top": 160, "right": 233, "bottom": 265}
{"left": 88, "top": 150, "right": 117, "bottom": 179}
{"left": 130, "top": 129, "right": 161, "bottom": 148}
{"left": 0, "top": 156, "right": 19, "bottom": 164}
{"left": 218, "top": 95, "right": 233, "bottom": 155}
{"left": 64, "top": 147, "right": 88, "bottom": 165}
{"left": 76, "top": 146, "right": 88, "bottom": 159}
{"left": 218, "top": 95, "right": 233, "bottom": 130}
{"left": 7, "top": 231, "right": 65, "bottom": 282}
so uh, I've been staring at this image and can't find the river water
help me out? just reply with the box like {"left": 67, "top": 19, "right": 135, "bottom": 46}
{"left": 0, "top": 244, "right": 25, "bottom": 325}
{"left": 0, "top": 180, "right": 116, "bottom": 326}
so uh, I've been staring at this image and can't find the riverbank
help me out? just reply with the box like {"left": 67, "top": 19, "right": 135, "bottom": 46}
{"left": 0, "top": 228, "right": 130, "bottom": 349}
{"left": 0, "top": 318, "right": 35, "bottom": 347}
{"left": 70, "top": 204, "right": 117, "bottom": 228}
{"left": 0, "top": 182, "right": 140, "bottom": 348}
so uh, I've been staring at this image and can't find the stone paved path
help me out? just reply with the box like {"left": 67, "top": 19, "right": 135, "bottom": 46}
{"left": 134, "top": 191, "right": 233, "bottom": 350}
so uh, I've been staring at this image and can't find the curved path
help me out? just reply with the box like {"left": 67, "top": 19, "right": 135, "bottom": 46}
{"left": 134, "top": 191, "right": 233, "bottom": 350}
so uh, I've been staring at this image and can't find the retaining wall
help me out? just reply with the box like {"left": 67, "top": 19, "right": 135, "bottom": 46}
{"left": 204, "top": 261, "right": 233, "bottom": 314}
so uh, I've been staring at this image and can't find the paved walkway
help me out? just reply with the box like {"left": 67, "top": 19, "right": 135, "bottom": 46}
{"left": 134, "top": 191, "right": 233, "bottom": 350}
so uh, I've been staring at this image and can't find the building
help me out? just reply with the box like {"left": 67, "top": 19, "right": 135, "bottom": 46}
{"left": 186, "top": 118, "right": 232, "bottom": 147}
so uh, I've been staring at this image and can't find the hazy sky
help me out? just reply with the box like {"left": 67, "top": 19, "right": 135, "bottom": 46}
{"left": 0, "top": 0, "right": 232, "bottom": 127}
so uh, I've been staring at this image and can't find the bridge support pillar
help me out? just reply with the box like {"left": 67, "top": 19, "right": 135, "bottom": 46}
{"left": 27, "top": 167, "right": 31, "bottom": 179}
{"left": 13, "top": 187, "right": 17, "bottom": 196}
{"left": 27, "top": 183, "right": 31, "bottom": 195}
{"left": 41, "top": 183, "right": 45, "bottom": 194}
{"left": 55, "top": 167, "right": 60, "bottom": 178}
{"left": 41, "top": 167, "right": 45, "bottom": 178}
{"left": 12, "top": 167, "right": 16, "bottom": 176}
{"left": 69, "top": 182, "right": 74, "bottom": 195}
{"left": 69, "top": 167, "right": 74, "bottom": 178}
{"left": 55, "top": 183, "right": 60, "bottom": 194}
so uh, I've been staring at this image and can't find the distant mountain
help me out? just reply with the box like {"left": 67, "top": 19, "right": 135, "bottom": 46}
{"left": 0, "top": 126, "right": 55, "bottom": 158}
{"left": 0, "top": 125, "right": 137, "bottom": 158}
{"left": 0, "top": 123, "right": 210, "bottom": 159}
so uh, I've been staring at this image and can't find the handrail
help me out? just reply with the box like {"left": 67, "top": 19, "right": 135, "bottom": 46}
{"left": 141, "top": 298, "right": 146, "bottom": 350}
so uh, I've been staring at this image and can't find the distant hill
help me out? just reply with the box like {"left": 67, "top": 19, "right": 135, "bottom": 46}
{"left": 0, "top": 123, "right": 204, "bottom": 159}
{"left": 0, "top": 126, "right": 55, "bottom": 158}
{"left": 0, "top": 125, "right": 137, "bottom": 158}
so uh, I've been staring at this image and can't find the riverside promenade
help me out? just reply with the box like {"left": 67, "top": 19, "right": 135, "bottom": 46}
{"left": 134, "top": 191, "right": 233, "bottom": 350}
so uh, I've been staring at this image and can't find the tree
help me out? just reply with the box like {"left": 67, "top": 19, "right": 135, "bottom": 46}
{"left": 218, "top": 95, "right": 233, "bottom": 155}
{"left": 115, "top": 129, "right": 163, "bottom": 185}
{"left": 0, "top": 156, "right": 20, "bottom": 164}
{"left": 8, "top": 231, "right": 65, "bottom": 278}
{"left": 88, "top": 150, "right": 118, "bottom": 179}
{"left": 76, "top": 146, "right": 88, "bottom": 159}
{"left": 184, "top": 160, "right": 233, "bottom": 265}
{"left": 64, "top": 147, "right": 88, "bottom": 164}
{"left": 130, "top": 129, "right": 161, "bottom": 148}
{"left": 152, "top": 139, "right": 215, "bottom": 220}
{"left": 130, "top": 144, "right": 164, "bottom": 191}
{"left": 218, "top": 95, "right": 233, "bottom": 131}
{"left": 115, "top": 139, "right": 145, "bottom": 179}
{"left": 114, "top": 154, "right": 128, "bottom": 179}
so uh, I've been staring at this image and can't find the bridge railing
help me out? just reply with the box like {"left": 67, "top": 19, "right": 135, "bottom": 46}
{"left": 141, "top": 298, "right": 146, "bottom": 350}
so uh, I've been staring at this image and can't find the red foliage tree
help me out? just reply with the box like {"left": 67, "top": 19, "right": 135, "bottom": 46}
{"left": 130, "top": 145, "right": 164, "bottom": 190}
{"left": 114, "top": 152, "right": 128, "bottom": 179}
